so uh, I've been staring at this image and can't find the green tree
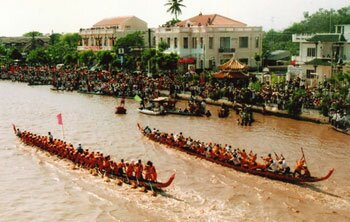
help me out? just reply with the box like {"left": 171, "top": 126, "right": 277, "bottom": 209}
{"left": 164, "top": 18, "right": 181, "bottom": 27}
{"left": 78, "top": 50, "right": 95, "bottom": 67}
{"left": 26, "top": 48, "right": 50, "bottom": 65}
{"left": 158, "top": 40, "right": 169, "bottom": 52}
{"left": 9, "top": 48, "right": 23, "bottom": 61}
{"left": 96, "top": 51, "right": 114, "bottom": 69}
{"left": 60, "top": 33, "right": 81, "bottom": 48}
{"left": 141, "top": 48, "right": 158, "bottom": 73}
{"left": 157, "top": 52, "right": 178, "bottom": 71}
{"left": 262, "top": 6, "right": 350, "bottom": 59}
{"left": 114, "top": 31, "right": 145, "bottom": 53}
{"left": 22, "top": 31, "right": 43, "bottom": 37}
{"left": 63, "top": 51, "right": 78, "bottom": 66}
{"left": 49, "top": 33, "right": 62, "bottom": 45}
{"left": 286, "top": 89, "right": 306, "bottom": 117}
{"left": 165, "top": 0, "right": 186, "bottom": 20}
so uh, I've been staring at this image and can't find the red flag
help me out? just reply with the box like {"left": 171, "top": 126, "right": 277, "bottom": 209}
{"left": 57, "top": 113, "right": 63, "bottom": 125}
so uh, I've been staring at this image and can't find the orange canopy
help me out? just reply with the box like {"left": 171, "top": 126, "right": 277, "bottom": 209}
{"left": 218, "top": 58, "right": 247, "bottom": 71}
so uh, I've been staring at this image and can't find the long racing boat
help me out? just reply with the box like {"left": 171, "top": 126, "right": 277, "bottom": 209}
{"left": 137, "top": 124, "right": 333, "bottom": 184}
{"left": 14, "top": 127, "right": 175, "bottom": 193}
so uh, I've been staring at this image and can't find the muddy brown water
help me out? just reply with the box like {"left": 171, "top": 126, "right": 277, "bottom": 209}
{"left": 0, "top": 81, "right": 349, "bottom": 221}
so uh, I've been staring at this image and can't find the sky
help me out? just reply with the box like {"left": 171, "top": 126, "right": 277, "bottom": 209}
{"left": 1, "top": 0, "right": 349, "bottom": 36}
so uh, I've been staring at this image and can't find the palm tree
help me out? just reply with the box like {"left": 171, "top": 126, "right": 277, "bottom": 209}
{"left": 165, "top": 0, "right": 186, "bottom": 20}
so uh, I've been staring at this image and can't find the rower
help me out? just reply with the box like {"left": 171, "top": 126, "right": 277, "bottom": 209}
{"left": 293, "top": 156, "right": 310, "bottom": 177}
{"left": 144, "top": 126, "right": 151, "bottom": 134}
{"left": 148, "top": 161, "right": 157, "bottom": 182}
{"left": 135, "top": 159, "right": 144, "bottom": 180}
{"left": 126, "top": 160, "right": 135, "bottom": 178}
{"left": 117, "top": 159, "right": 126, "bottom": 175}
{"left": 16, "top": 128, "right": 22, "bottom": 137}
{"left": 77, "top": 144, "right": 83, "bottom": 154}
{"left": 48, "top": 132, "right": 53, "bottom": 143}
{"left": 205, "top": 110, "right": 211, "bottom": 117}
{"left": 144, "top": 161, "right": 157, "bottom": 182}
{"left": 278, "top": 156, "right": 290, "bottom": 174}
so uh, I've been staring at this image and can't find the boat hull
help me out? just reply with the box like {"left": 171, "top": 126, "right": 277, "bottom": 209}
{"left": 138, "top": 108, "right": 164, "bottom": 115}
{"left": 138, "top": 124, "right": 333, "bottom": 184}
{"left": 14, "top": 128, "right": 175, "bottom": 192}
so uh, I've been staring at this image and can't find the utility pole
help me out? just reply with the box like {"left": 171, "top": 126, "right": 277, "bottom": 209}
{"left": 147, "top": 28, "right": 152, "bottom": 77}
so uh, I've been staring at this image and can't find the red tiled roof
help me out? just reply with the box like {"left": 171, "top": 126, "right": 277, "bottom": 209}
{"left": 176, "top": 13, "right": 246, "bottom": 27}
{"left": 93, "top": 16, "right": 133, "bottom": 28}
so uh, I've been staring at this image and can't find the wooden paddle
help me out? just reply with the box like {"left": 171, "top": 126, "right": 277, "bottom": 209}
{"left": 148, "top": 181, "right": 157, "bottom": 197}
{"left": 301, "top": 147, "right": 307, "bottom": 166}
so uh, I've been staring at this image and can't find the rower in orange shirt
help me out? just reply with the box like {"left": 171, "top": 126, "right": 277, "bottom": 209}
{"left": 117, "top": 159, "right": 126, "bottom": 176}
{"left": 144, "top": 161, "right": 157, "bottom": 182}
{"left": 293, "top": 156, "right": 310, "bottom": 177}
{"left": 135, "top": 159, "right": 144, "bottom": 180}
{"left": 126, "top": 160, "right": 135, "bottom": 178}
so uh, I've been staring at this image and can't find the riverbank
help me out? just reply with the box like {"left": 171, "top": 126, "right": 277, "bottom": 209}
{"left": 175, "top": 92, "right": 329, "bottom": 124}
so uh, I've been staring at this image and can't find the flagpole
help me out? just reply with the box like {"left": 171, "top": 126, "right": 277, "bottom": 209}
{"left": 61, "top": 124, "right": 65, "bottom": 140}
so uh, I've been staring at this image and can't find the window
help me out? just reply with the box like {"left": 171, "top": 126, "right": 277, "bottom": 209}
{"left": 255, "top": 37, "right": 259, "bottom": 48}
{"left": 209, "top": 37, "right": 214, "bottom": 49}
{"left": 306, "top": 70, "right": 316, "bottom": 79}
{"left": 192, "top": 37, "right": 197, "bottom": 49}
{"left": 239, "top": 58, "right": 249, "bottom": 65}
{"left": 174, "top": 37, "right": 178, "bottom": 48}
{"left": 307, "top": 48, "right": 316, "bottom": 57}
{"left": 183, "top": 37, "right": 188, "bottom": 49}
{"left": 200, "top": 37, "right": 203, "bottom": 48}
{"left": 209, "top": 59, "right": 215, "bottom": 69}
{"left": 220, "top": 37, "right": 230, "bottom": 49}
{"left": 167, "top": 38, "right": 171, "bottom": 46}
{"left": 239, "top": 37, "right": 248, "bottom": 48}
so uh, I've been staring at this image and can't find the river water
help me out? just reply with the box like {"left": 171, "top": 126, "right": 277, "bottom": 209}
{"left": 0, "top": 81, "right": 349, "bottom": 222}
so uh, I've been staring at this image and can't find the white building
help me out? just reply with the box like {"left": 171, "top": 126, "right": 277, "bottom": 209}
{"left": 78, "top": 16, "right": 149, "bottom": 51}
{"left": 155, "top": 13, "right": 263, "bottom": 69}
{"left": 292, "top": 24, "right": 350, "bottom": 87}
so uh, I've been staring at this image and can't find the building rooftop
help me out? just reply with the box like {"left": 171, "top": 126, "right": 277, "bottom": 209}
{"left": 93, "top": 16, "right": 134, "bottom": 28}
{"left": 305, "top": 58, "right": 332, "bottom": 66}
{"left": 307, "top": 34, "right": 346, "bottom": 42}
{"left": 176, "top": 13, "right": 246, "bottom": 27}
{"left": 0, "top": 36, "right": 49, "bottom": 44}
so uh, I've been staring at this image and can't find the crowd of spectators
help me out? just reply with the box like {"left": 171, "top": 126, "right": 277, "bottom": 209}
{"left": 1, "top": 65, "right": 349, "bottom": 115}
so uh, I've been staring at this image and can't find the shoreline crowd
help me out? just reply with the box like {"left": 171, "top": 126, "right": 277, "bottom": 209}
{"left": 1, "top": 65, "right": 349, "bottom": 122}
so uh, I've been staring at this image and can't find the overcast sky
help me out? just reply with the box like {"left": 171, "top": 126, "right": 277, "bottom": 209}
{"left": 1, "top": 0, "right": 349, "bottom": 36}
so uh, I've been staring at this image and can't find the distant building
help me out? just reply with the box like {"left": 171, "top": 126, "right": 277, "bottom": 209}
{"left": 78, "top": 16, "right": 151, "bottom": 51}
{"left": 155, "top": 13, "right": 263, "bottom": 70}
{"left": 292, "top": 24, "right": 350, "bottom": 87}
{"left": 0, "top": 36, "right": 49, "bottom": 51}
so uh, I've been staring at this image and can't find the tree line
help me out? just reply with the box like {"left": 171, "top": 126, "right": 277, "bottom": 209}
{"left": 263, "top": 6, "right": 350, "bottom": 58}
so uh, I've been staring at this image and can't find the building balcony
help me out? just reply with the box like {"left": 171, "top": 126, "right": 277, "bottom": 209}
{"left": 79, "top": 28, "right": 116, "bottom": 35}
{"left": 156, "top": 26, "right": 263, "bottom": 34}
{"left": 77, "top": 46, "right": 113, "bottom": 51}
{"left": 218, "top": 48, "right": 235, "bottom": 53}
{"left": 292, "top": 34, "right": 314, "bottom": 43}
